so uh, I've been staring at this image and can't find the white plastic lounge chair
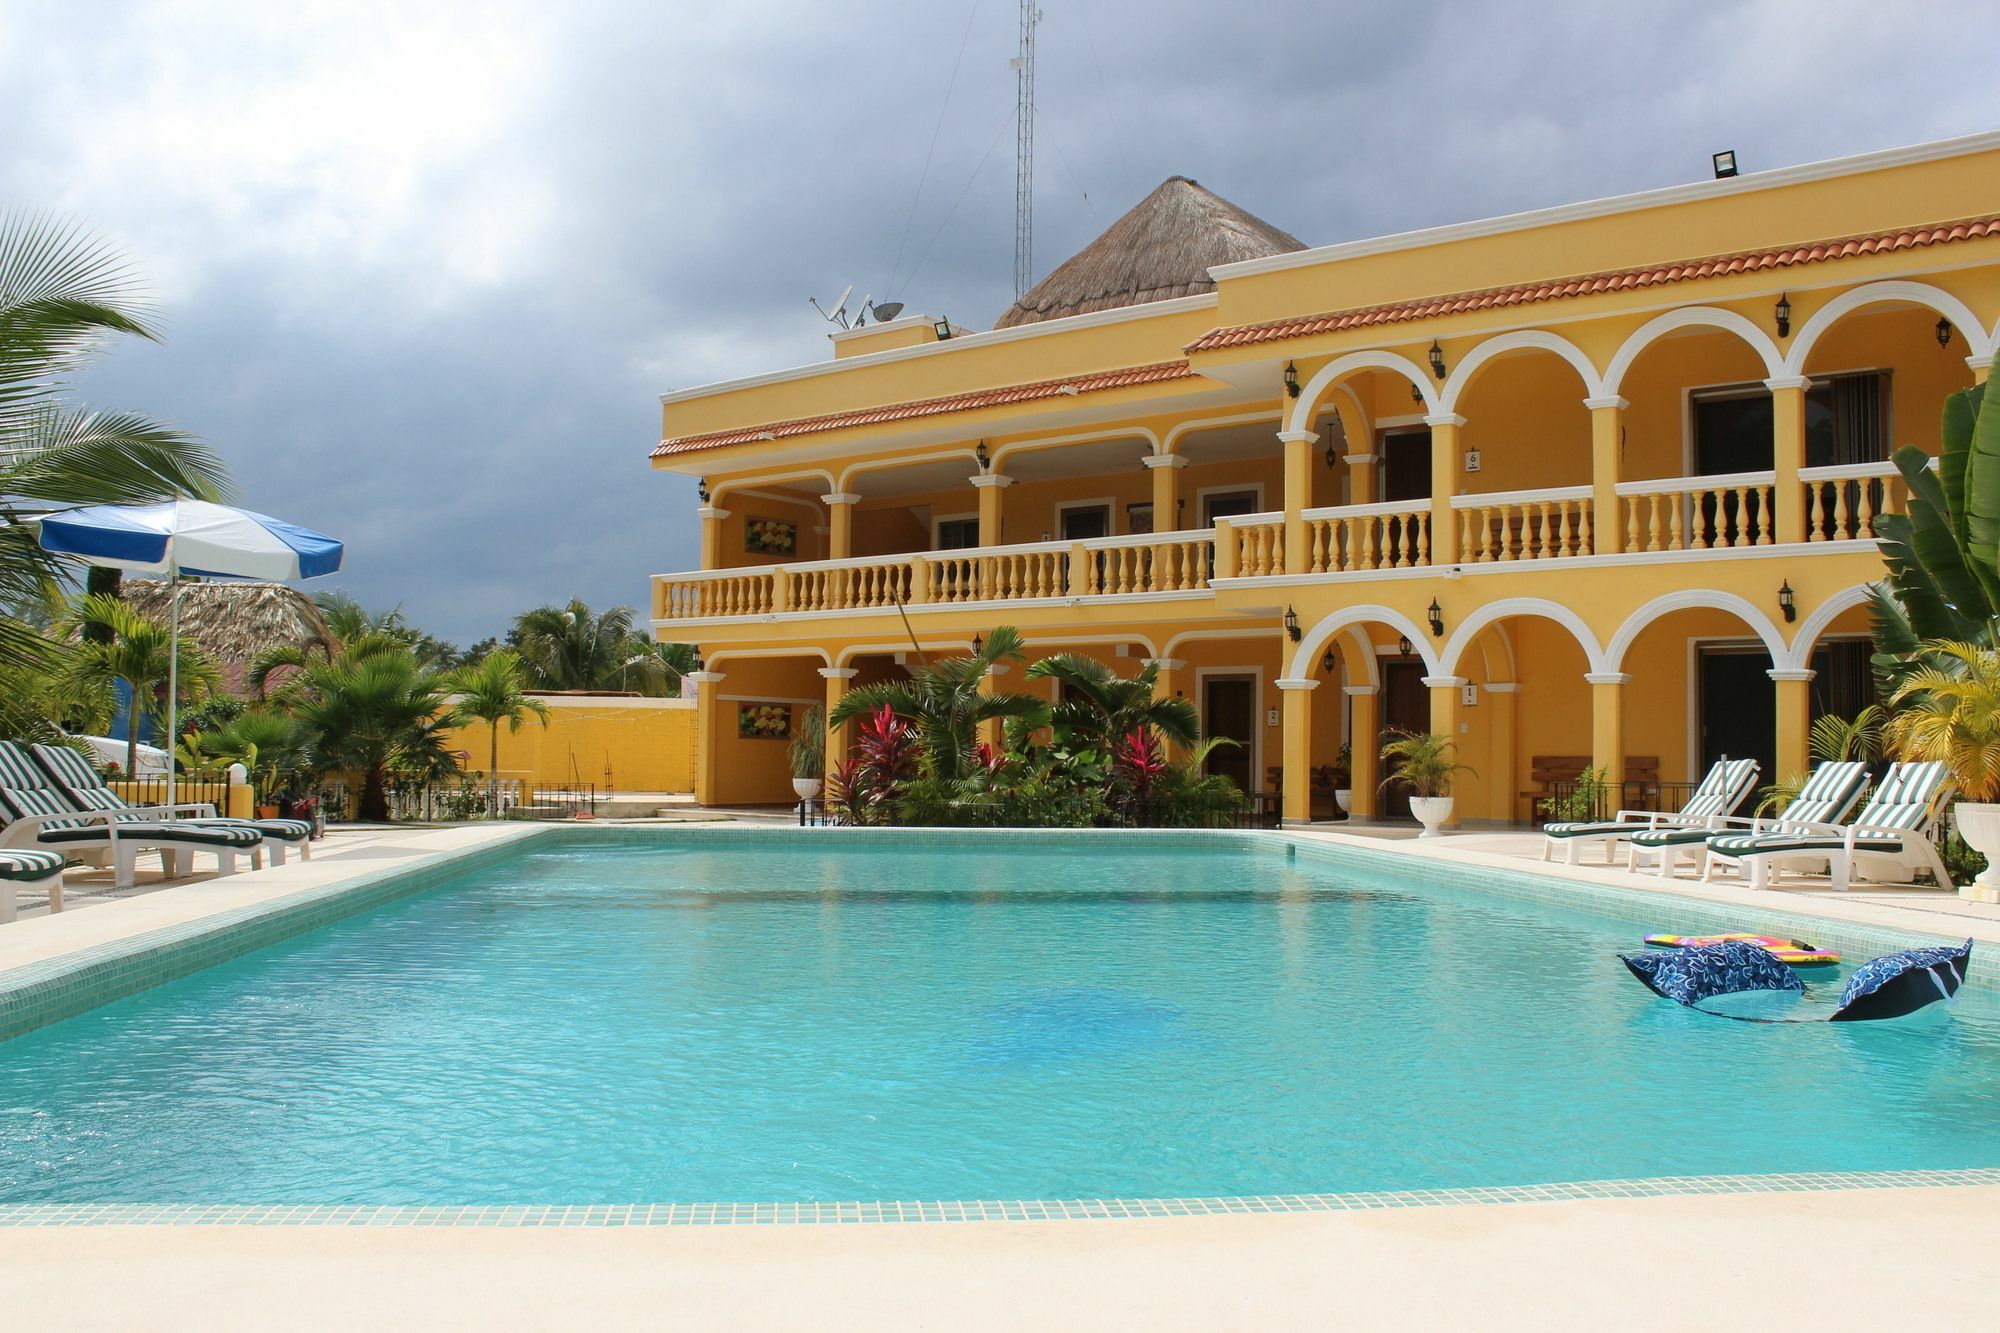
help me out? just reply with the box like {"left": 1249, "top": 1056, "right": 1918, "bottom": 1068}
{"left": 1702, "top": 760, "right": 1953, "bottom": 892}
{"left": 31, "top": 743, "right": 312, "bottom": 866}
{"left": 0, "top": 742, "right": 263, "bottom": 889}
{"left": 1541, "top": 757, "right": 1760, "bottom": 866}
{"left": 0, "top": 847, "right": 65, "bottom": 922}
{"left": 1627, "top": 760, "right": 1871, "bottom": 878}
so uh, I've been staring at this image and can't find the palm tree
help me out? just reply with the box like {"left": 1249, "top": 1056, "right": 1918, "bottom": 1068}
{"left": 1, "top": 216, "right": 231, "bottom": 670}
{"left": 1024, "top": 654, "right": 1200, "bottom": 752}
{"left": 448, "top": 649, "right": 550, "bottom": 816}
{"left": 62, "top": 593, "right": 219, "bottom": 774}
{"left": 1888, "top": 640, "right": 2000, "bottom": 802}
{"left": 310, "top": 591, "right": 459, "bottom": 669}
{"left": 828, "top": 626, "right": 1052, "bottom": 782}
{"left": 511, "top": 600, "right": 645, "bottom": 691}
{"left": 288, "top": 648, "right": 459, "bottom": 822}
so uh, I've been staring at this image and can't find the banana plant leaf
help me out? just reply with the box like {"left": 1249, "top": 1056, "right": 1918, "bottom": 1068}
{"left": 1957, "top": 384, "right": 2000, "bottom": 604}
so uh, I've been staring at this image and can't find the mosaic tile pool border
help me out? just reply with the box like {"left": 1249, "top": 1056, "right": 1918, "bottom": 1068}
{"left": 1, "top": 1169, "right": 1995, "bottom": 1227}
{"left": 0, "top": 826, "right": 549, "bottom": 1043}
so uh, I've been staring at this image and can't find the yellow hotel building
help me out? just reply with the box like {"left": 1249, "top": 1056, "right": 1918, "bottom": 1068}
{"left": 649, "top": 132, "right": 2000, "bottom": 823}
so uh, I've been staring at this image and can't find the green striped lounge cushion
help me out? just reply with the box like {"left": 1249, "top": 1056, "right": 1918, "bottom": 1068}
{"left": 32, "top": 743, "right": 306, "bottom": 842}
{"left": 1630, "top": 760, "right": 1870, "bottom": 850}
{"left": 1710, "top": 761, "right": 1946, "bottom": 858}
{"left": 0, "top": 785, "right": 109, "bottom": 843}
{"left": 0, "top": 848, "right": 65, "bottom": 882}
{"left": 0, "top": 740, "right": 54, "bottom": 791}
{"left": 60, "top": 788, "right": 262, "bottom": 848}
{"left": 30, "top": 742, "right": 107, "bottom": 791}
{"left": 1549, "top": 757, "right": 1756, "bottom": 839}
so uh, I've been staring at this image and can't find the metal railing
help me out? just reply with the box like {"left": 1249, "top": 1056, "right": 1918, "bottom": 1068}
{"left": 795, "top": 788, "right": 1278, "bottom": 831}
{"left": 112, "top": 771, "right": 235, "bottom": 811}
{"left": 1534, "top": 778, "right": 1703, "bottom": 825}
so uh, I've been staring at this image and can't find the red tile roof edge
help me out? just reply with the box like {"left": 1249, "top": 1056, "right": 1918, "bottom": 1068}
{"left": 652, "top": 359, "right": 1197, "bottom": 458}
{"left": 1185, "top": 213, "right": 2000, "bottom": 353}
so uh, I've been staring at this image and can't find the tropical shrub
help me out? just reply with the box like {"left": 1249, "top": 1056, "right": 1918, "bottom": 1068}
{"left": 1547, "top": 765, "right": 1608, "bottom": 822}
{"left": 447, "top": 649, "right": 551, "bottom": 816}
{"left": 62, "top": 593, "right": 220, "bottom": 774}
{"left": 1886, "top": 640, "right": 2000, "bottom": 802}
{"left": 1379, "top": 730, "right": 1472, "bottom": 799}
{"left": 789, "top": 705, "right": 825, "bottom": 781}
{"left": 829, "top": 627, "right": 1051, "bottom": 781}
{"left": 1755, "top": 704, "right": 1884, "bottom": 815}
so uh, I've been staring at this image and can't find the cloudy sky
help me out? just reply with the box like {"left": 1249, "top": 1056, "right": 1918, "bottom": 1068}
{"left": 3, "top": 0, "right": 1991, "bottom": 645}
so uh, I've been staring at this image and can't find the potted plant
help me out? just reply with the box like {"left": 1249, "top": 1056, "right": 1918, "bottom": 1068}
{"left": 1887, "top": 641, "right": 2000, "bottom": 900}
{"left": 790, "top": 705, "right": 826, "bottom": 802}
{"left": 1331, "top": 742, "right": 1353, "bottom": 815}
{"left": 1379, "top": 730, "right": 1472, "bottom": 838}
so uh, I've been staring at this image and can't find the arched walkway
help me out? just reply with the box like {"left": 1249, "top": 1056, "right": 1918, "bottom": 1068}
{"left": 1602, "top": 307, "right": 1786, "bottom": 397}
{"left": 1438, "top": 597, "right": 1608, "bottom": 677}
{"left": 1288, "top": 604, "right": 1440, "bottom": 679}
{"left": 1604, "top": 590, "right": 1788, "bottom": 673}
{"left": 1786, "top": 280, "right": 1995, "bottom": 373}
{"left": 1286, "top": 351, "right": 1437, "bottom": 435}
{"left": 1782, "top": 583, "right": 1876, "bottom": 671}
{"left": 1437, "top": 329, "right": 1606, "bottom": 414}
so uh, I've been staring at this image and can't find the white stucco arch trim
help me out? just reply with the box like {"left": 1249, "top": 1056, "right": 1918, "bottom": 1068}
{"left": 988, "top": 425, "right": 1161, "bottom": 472}
{"left": 1161, "top": 411, "right": 1284, "bottom": 455}
{"left": 1289, "top": 604, "right": 1440, "bottom": 679}
{"left": 710, "top": 468, "right": 840, "bottom": 504}
{"left": 1437, "top": 329, "right": 1607, "bottom": 413}
{"left": 1782, "top": 582, "right": 1877, "bottom": 670}
{"left": 707, "top": 646, "right": 833, "bottom": 668}
{"left": 835, "top": 448, "right": 983, "bottom": 495}
{"left": 1439, "top": 598, "right": 1608, "bottom": 676}
{"left": 1602, "top": 307, "right": 1786, "bottom": 395}
{"left": 1159, "top": 627, "right": 1281, "bottom": 657}
{"left": 1604, "top": 590, "right": 1788, "bottom": 672}
{"left": 1287, "top": 352, "right": 1438, "bottom": 435}
{"left": 834, "top": 633, "right": 1164, "bottom": 669}
{"left": 1785, "top": 280, "right": 1995, "bottom": 372}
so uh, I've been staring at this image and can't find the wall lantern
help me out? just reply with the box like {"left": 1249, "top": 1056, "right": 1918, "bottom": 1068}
{"left": 1409, "top": 381, "right": 1424, "bottom": 403}
{"left": 1778, "top": 580, "right": 1796, "bottom": 624}
{"left": 696, "top": 478, "right": 710, "bottom": 504}
{"left": 1284, "top": 362, "right": 1301, "bottom": 398}
{"left": 1320, "top": 646, "right": 1338, "bottom": 675}
{"left": 690, "top": 650, "right": 705, "bottom": 673}
{"left": 1397, "top": 634, "right": 1413, "bottom": 657}
{"left": 1774, "top": 294, "right": 1792, "bottom": 339}
{"left": 1428, "top": 340, "right": 1448, "bottom": 381}
{"left": 974, "top": 441, "right": 991, "bottom": 471}
{"left": 971, "top": 634, "right": 984, "bottom": 655}
{"left": 1712, "top": 149, "right": 1739, "bottom": 179}
{"left": 1325, "top": 435, "right": 1340, "bottom": 470}
{"left": 1427, "top": 598, "right": 1445, "bottom": 638}
{"left": 934, "top": 317, "right": 954, "bottom": 340}
{"left": 1937, "top": 317, "right": 1955, "bottom": 349}
{"left": 1284, "top": 606, "right": 1302, "bottom": 642}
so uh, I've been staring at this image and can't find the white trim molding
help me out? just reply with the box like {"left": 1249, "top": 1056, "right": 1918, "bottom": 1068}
{"left": 1602, "top": 307, "right": 1786, "bottom": 395}
{"left": 1420, "top": 675, "right": 1467, "bottom": 688}
{"left": 1274, "top": 677, "right": 1320, "bottom": 691}
{"left": 1583, "top": 672, "right": 1633, "bottom": 686}
{"left": 1785, "top": 279, "right": 1995, "bottom": 372}
{"left": 817, "top": 667, "right": 858, "bottom": 680}
{"left": 820, "top": 492, "right": 860, "bottom": 506}
{"left": 1140, "top": 453, "right": 1189, "bottom": 470}
{"left": 1766, "top": 668, "right": 1817, "bottom": 682}
{"left": 969, "top": 474, "right": 1014, "bottom": 489}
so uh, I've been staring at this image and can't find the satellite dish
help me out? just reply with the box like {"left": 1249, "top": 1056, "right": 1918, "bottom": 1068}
{"left": 872, "top": 301, "right": 905, "bottom": 322}
{"left": 808, "top": 284, "right": 856, "bottom": 329}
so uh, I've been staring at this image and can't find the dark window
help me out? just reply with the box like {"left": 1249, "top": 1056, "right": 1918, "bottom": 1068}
{"left": 1692, "top": 371, "right": 1890, "bottom": 474}
{"left": 1810, "top": 638, "right": 1878, "bottom": 722}
{"left": 935, "top": 518, "right": 979, "bottom": 550}
{"left": 1059, "top": 505, "right": 1110, "bottom": 541}
{"left": 1201, "top": 490, "right": 1260, "bottom": 525}
{"left": 1379, "top": 428, "right": 1432, "bottom": 502}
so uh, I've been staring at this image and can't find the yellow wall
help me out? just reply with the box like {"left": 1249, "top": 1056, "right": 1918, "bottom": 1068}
{"left": 443, "top": 698, "right": 697, "bottom": 793}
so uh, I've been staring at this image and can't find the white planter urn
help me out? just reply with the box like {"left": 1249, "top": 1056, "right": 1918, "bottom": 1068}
{"left": 1408, "top": 795, "right": 1454, "bottom": 838}
{"left": 1953, "top": 802, "right": 2000, "bottom": 901}
{"left": 1333, "top": 788, "right": 1352, "bottom": 815}
{"left": 792, "top": 778, "right": 823, "bottom": 802}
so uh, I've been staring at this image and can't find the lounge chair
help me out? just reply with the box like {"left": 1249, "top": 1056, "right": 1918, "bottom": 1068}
{"left": 1540, "top": 757, "right": 1760, "bottom": 865}
{"left": 1702, "top": 760, "right": 1953, "bottom": 892}
{"left": 0, "top": 848, "right": 66, "bottom": 922}
{"left": 30, "top": 743, "right": 312, "bottom": 866}
{"left": 0, "top": 741, "right": 264, "bottom": 889}
{"left": 1627, "top": 761, "right": 1872, "bottom": 878}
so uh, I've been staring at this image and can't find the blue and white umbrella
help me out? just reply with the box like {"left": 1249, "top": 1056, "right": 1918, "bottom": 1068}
{"left": 31, "top": 499, "right": 344, "bottom": 813}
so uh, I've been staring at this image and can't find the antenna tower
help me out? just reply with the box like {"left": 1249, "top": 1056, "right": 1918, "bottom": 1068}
{"left": 1013, "top": 1, "right": 1038, "bottom": 299}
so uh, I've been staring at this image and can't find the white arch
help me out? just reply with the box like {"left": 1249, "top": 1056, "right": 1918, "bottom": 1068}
{"left": 707, "top": 646, "right": 832, "bottom": 668}
{"left": 1786, "top": 280, "right": 1994, "bottom": 373}
{"left": 1474, "top": 620, "right": 1516, "bottom": 682}
{"left": 1782, "top": 583, "right": 1876, "bottom": 671}
{"left": 1287, "top": 351, "right": 1438, "bottom": 435}
{"left": 1602, "top": 306, "right": 1786, "bottom": 396}
{"left": 835, "top": 633, "right": 1162, "bottom": 668}
{"left": 1438, "top": 329, "right": 1607, "bottom": 413}
{"left": 989, "top": 425, "right": 1159, "bottom": 471}
{"left": 1161, "top": 411, "right": 1282, "bottom": 455}
{"left": 1439, "top": 597, "right": 1607, "bottom": 677}
{"left": 710, "top": 467, "right": 838, "bottom": 502}
{"left": 835, "top": 448, "right": 982, "bottom": 493}
{"left": 1289, "top": 604, "right": 1440, "bottom": 679}
{"left": 1604, "top": 590, "right": 1788, "bottom": 672}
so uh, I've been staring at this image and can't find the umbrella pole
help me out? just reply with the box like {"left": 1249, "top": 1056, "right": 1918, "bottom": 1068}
{"left": 166, "top": 573, "right": 179, "bottom": 820}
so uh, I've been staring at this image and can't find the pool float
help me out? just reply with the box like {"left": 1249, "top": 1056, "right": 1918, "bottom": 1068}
{"left": 1642, "top": 932, "right": 1839, "bottom": 966}
{"left": 1620, "top": 938, "right": 1970, "bottom": 1023}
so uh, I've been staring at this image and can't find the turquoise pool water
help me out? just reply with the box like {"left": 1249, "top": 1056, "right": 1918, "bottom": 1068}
{"left": 3, "top": 833, "right": 1997, "bottom": 1205}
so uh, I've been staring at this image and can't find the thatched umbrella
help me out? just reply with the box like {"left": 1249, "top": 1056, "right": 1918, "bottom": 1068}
{"left": 121, "top": 579, "right": 338, "bottom": 697}
{"left": 994, "top": 177, "right": 1306, "bottom": 329}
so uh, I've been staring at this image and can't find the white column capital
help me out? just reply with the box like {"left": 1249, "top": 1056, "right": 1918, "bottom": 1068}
{"left": 1342, "top": 684, "right": 1380, "bottom": 696}
{"left": 818, "top": 667, "right": 858, "bottom": 680}
{"left": 982, "top": 663, "right": 1011, "bottom": 678}
{"left": 1583, "top": 671, "right": 1632, "bottom": 686}
{"left": 820, "top": 492, "right": 860, "bottom": 506}
{"left": 1767, "top": 668, "right": 1817, "bottom": 682}
{"left": 697, "top": 506, "right": 731, "bottom": 522}
{"left": 1143, "top": 657, "right": 1186, "bottom": 671}
{"left": 1422, "top": 413, "right": 1467, "bottom": 429}
{"left": 1484, "top": 681, "right": 1521, "bottom": 694}
{"left": 1276, "top": 429, "right": 1321, "bottom": 445}
{"left": 1274, "top": 677, "right": 1320, "bottom": 691}
{"left": 969, "top": 473, "right": 1014, "bottom": 489}
{"left": 1342, "top": 452, "right": 1379, "bottom": 465}
{"left": 1141, "top": 453, "right": 1188, "bottom": 470}
{"left": 1762, "top": 375, "right": 1812, "bottom": 393}
{"left": 1582, "top": 395, "right": 1629, "bottom": 412}
{"left": 1966, "top": 354, "right": 1993, "bottom": 373}
{"left": 685, "top": 671, "right": 725, "bottom": 684}
{"left": 1420, "top": 675, "right": 1466, "bottom": 689}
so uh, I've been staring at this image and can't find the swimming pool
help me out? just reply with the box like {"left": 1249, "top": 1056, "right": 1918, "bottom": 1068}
{"left": 2, "top": 829, "right": 1997, "bottom": 1208}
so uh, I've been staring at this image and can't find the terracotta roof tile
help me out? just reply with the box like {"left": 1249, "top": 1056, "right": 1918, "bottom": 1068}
{"left": 652, "top": 359, "right": 1197, "bottom": 458}
{"left": 1186, "top": 213, "right": 2000, "bottom": 353}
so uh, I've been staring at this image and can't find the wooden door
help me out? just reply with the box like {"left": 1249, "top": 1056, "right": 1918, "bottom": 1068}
{"left": 1380, "top": 659, "right": 1431, "bottom": 820}
{"left": 1203, "top": 676, "right": 1256, "bottom": 795}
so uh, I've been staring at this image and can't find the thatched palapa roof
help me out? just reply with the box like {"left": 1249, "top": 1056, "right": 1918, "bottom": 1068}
{"left": 994, "top": 177, "right": 1306, "bottom": 329}
{"left": 121, "top": 580, "right": 339, "bottom": 696}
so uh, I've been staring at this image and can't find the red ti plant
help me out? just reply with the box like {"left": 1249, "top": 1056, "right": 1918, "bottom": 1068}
{"left": 973, "top": 740, "right": 1009, "bottom": 778}
{"left": 831, "top": 704, "right": 922, "bottom": 824}
{"left": 1114, "top": 727, "right": 1168, "bottom": 800}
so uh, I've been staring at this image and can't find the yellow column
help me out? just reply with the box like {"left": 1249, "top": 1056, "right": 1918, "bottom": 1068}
{"left": 1585, "top": 395, "right": 1625, "bottom": 555}
{"left": 819, "top": 666, "right": 856, "bottom": 767}
{"left": 1346, "top": 685, "right": 1381, "bottom": 818}
{"left": 1425, "top": 413, "right": 1464, "bottom": 564}
{"left": 689, "top": 668, "right": 725, "bottom": 806}
{"left": 972, "top": 473, "right": 1010, "bottom": 546}
{"left": 1279, "top": 429, "right": 1318, "bottom": 574}
{"left": 822, "top": 492, "right": 858, "bottom": 560}
{"left": 1348, "top": 450, "right": 1378, "bottom": 507}
{"left": 977, "top": 663, "right": 1008, "bottom": 752}
{"left": 1212, "top": 519, "right": 1238, "bottom": 578}
{"left": 1144, "top": 453, "right": 1186, "bottom": 530}
{"left": 1767, "top": 376, "right": 1809, "bottom": 545}
{"left": 1277, "top": 677, "right": 1317, "bottom": 825}
{"left": 1149, "top": 657, "right": 1187, "bottom": 760}
{"left": 1585, "top": 671, "right": 1628, "bottom": 799}
{"left": 1770, "top": 668, "right": 1814, "bottom": 782}
{"left": 1486, "top": 681, "right": 1519, "bottom": 822}
{"left": 698, "top": 505, "right": 730, "bottom": 569}
{"left": 1422, "top": 674, "right": 1465, "bottom": 828}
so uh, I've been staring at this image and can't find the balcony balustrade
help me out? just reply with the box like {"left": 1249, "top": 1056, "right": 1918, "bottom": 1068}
{"left": 1801, "top": 460, "right": 1910, "bottom": 541}
{"left": 1300, "top": 500, "right": 1433, "bottom": 573}
{"left": 1450, "top": 488, "right": 1591, "bottom": 562}
{"left": 1616, "top": 471, "right": 1776, "bottom": 552}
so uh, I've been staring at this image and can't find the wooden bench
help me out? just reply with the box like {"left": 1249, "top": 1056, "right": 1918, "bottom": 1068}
{"left": 1525, "top": 755, "right": 1660, "bottom": 824}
